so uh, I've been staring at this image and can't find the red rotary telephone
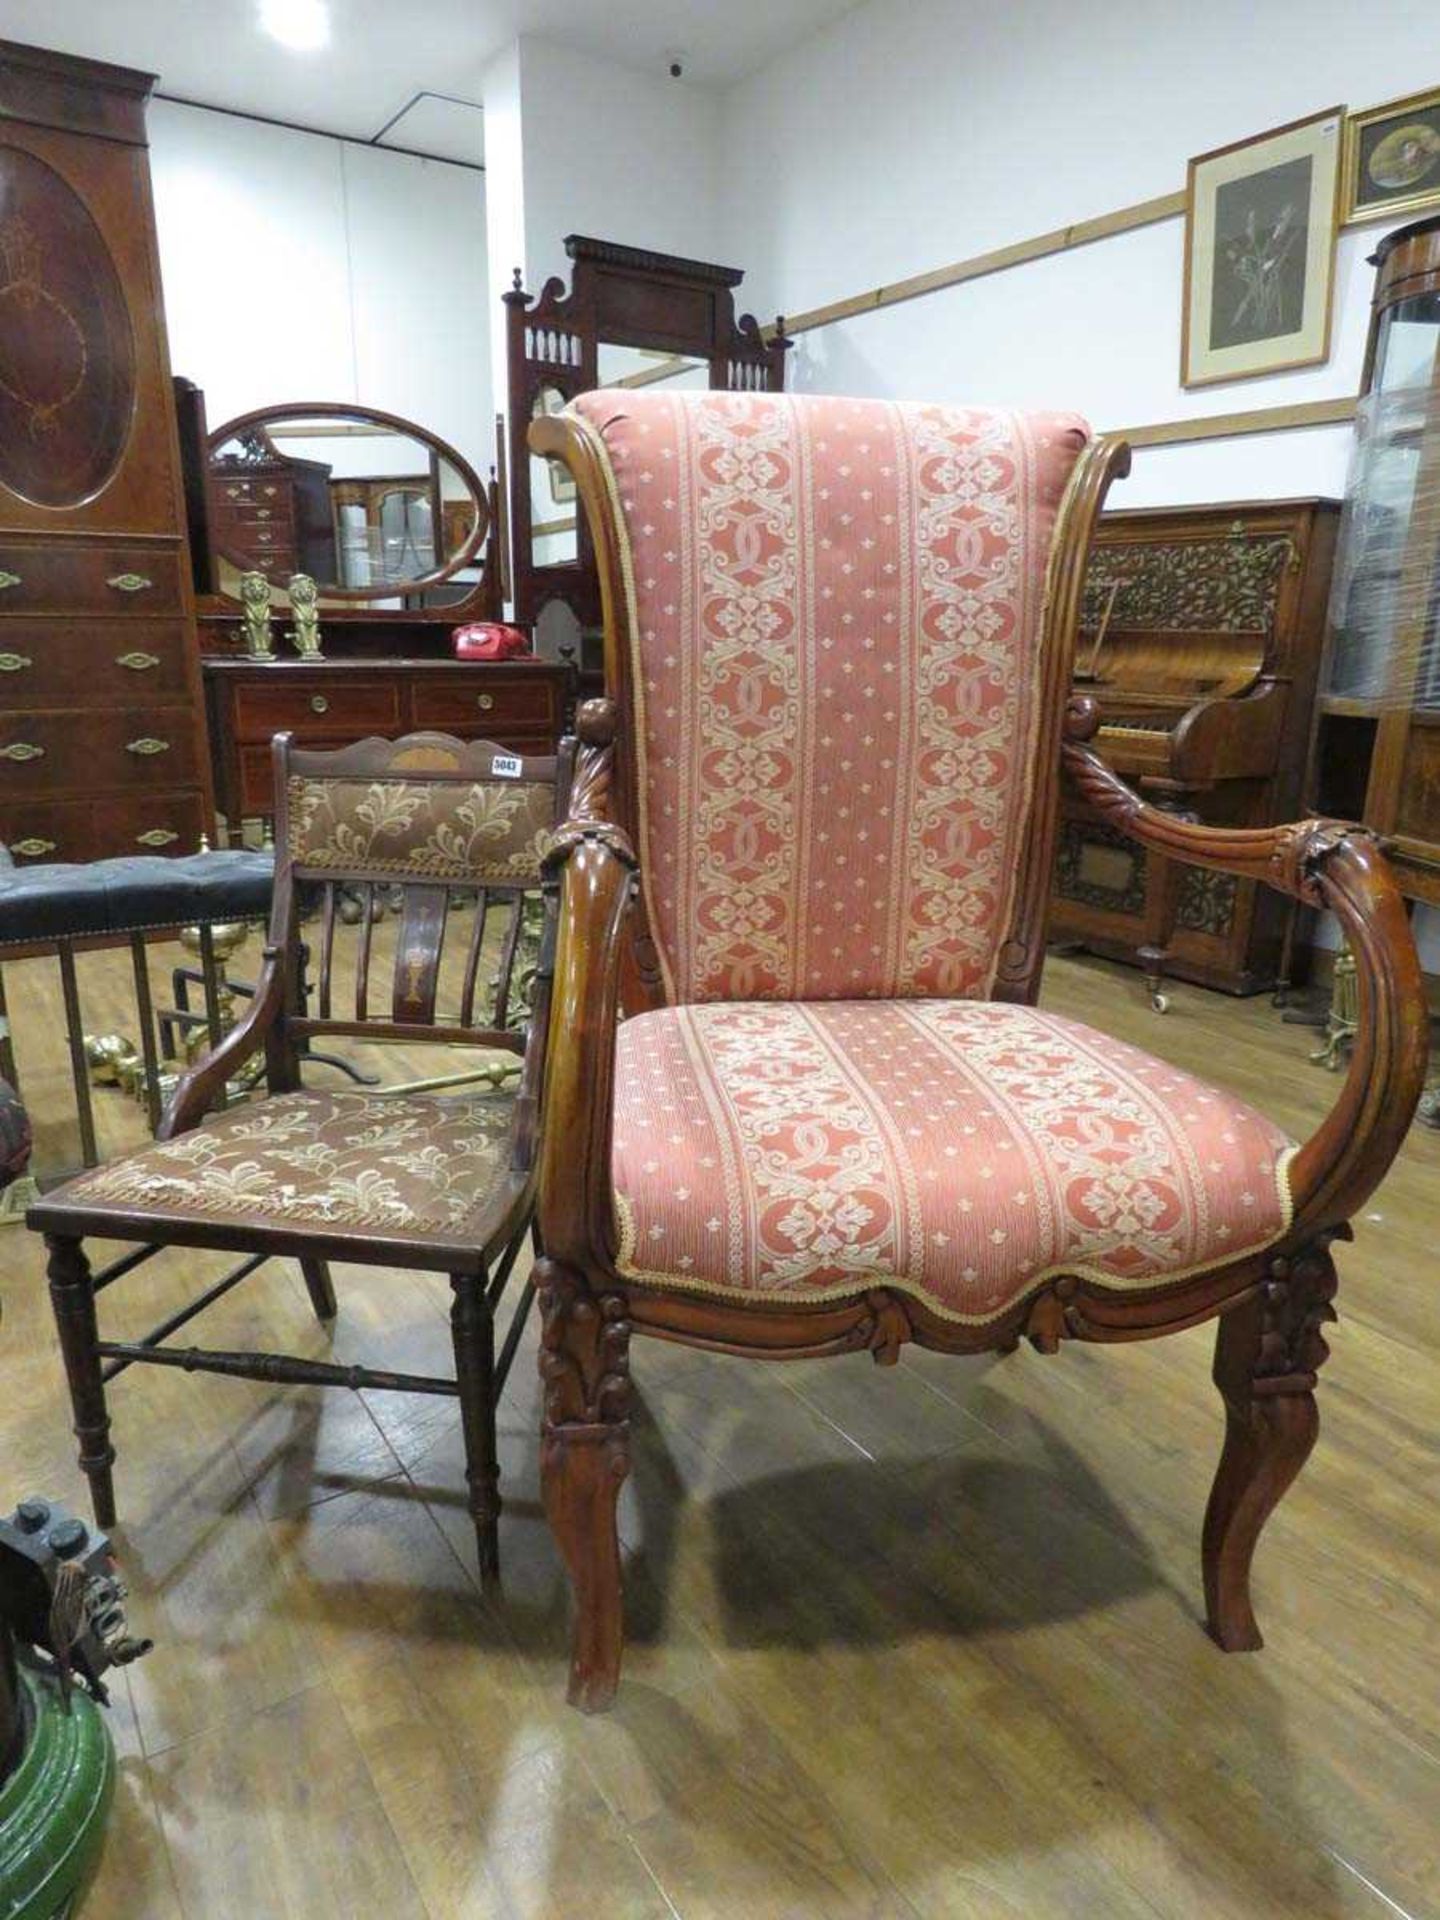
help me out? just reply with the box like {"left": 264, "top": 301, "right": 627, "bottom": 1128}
{"left": 452, "top": 622, "right": 531, "bottom": 661}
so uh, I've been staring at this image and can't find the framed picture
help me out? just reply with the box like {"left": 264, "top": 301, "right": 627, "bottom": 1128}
{"left": 1182, "top": 107, "right": 1344, "bottom": 388}
{"left": 1343, "top": 88, "right": 1440, "bottom": 224}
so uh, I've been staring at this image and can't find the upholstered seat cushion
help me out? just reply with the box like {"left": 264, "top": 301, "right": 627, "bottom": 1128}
{"left": 611, "top": 1001, "right": 1295, "bottom": 1322}
{"left": 36, "top": 1089, "right": 519, "bottom": 1260}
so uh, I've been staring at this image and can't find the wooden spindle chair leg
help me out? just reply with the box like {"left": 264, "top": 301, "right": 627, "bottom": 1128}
{"left": 298, "top": 1256, "right": 337, "bottom": 1322}
{"left": 45, "top": 1234, "right": 117, "bottom": 1528}
{"left": 450, "top": 1270, "right": 501, "bottom": 1589}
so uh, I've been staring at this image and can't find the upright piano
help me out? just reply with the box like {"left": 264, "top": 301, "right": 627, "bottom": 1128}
{"left": 1051, "top": 498, "right": 1339, "bottom": 999}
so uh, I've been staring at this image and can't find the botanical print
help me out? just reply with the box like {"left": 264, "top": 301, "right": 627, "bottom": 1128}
{"left": 1183, "top": 110, "right": 1341, "bottom": 388}
{"left": 1210, "top": 157, "right": 1311, "bottom": 350}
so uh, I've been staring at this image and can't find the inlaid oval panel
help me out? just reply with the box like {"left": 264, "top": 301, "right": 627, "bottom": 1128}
{"left": 0, "top": 144, "right": 135, "bottom": 507}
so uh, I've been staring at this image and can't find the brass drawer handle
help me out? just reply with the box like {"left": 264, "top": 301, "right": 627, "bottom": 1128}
{"left": 0, "top": 652, "right": 32, "bottom": 672}
{"left": 0, "top": 742, "right": 44, "bottom": 762}
{"left": 135, "top": 828, "right": 179, "bottom": 848}
{"left": 0, "top": 570, "right": 20, "bottom": 591}
{"left": 116, "top": 651, "right": 160, "bottom": 672}
{"left": 107, "top": 572, "right": 153, "bottom": 593}
{"left": 126, "top": 737, "right": 171, "bottom": 757}
{"left": 12, "top": 837, "right": 55, "bottom": 857}
{"left": 310, "top": 693, "right": 329, "bottom": 714}
{"left": 476, "top": 692, "right": 495, "bottom": 711}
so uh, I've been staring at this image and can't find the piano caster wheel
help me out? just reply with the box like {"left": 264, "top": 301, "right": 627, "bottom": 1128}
{"left": 1150, "top": 991, "right": 1170, "bottom": 1014}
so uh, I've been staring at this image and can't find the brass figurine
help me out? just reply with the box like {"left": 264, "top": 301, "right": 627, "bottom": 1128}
{"left": 286, "top": 573, "right": 323, "bottom": 658}
{"left": 238, "top": 570, "right": 276, "bottom": 659}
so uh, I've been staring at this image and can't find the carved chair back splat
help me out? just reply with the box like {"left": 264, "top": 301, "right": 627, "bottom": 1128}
{"left": 29, "top": 729, "right": 575, "bottom": 1586}
{"left": 526, "top": 387, "right": 1425, "bottom": 1713}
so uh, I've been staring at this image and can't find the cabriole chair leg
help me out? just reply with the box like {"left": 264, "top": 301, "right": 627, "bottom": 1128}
{"left": 45, "top": 1233, "right": 117, "bottom": 1528}
{"left": 1202, "top": 1241, "right": 1339, "bottom": 1650}
{"left": 450, "top": 1271, "right": 501, "bottom": 1589}
{"left": 536, "top": 1258, "right": 631, "bottom": 1712}
{"left": 298, "top": 1255, "right": 337, "bottom": 1322}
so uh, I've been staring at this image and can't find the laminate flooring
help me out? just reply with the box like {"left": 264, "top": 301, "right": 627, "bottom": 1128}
{"left": 2, "top": 929, "right": 1437, "bottom": 1919}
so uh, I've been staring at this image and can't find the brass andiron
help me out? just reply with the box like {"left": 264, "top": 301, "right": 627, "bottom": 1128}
{"left": 1311, "top": 945, "right": 1359, "bottom": 1071}
{"left": 239, "top": 570, "right": 276, "bottom": 659}
{"left": 286, "top": 573, "right": 323, "bottom": 658}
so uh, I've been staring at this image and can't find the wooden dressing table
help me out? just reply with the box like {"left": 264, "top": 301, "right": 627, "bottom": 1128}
{"left": 204, "top": 656, "right": 569, "bottom": 834}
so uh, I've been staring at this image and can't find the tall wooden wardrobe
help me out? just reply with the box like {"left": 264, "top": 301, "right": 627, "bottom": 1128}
{"left": 0, "top": 41, "right": 212, "bottom": 864}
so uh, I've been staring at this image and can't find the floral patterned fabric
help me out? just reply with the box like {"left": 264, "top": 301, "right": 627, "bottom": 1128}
{"left": 56, "top": 1089, "right": 516, "bottom": 1242}
{"left": 287, "top": 774, "right": 553, "bottom": 883}
{"left": 572, "top": 389, "right": 1088, "bottom": 1002}
{"left": 611, "top": 1002, "right": 1295, "bottom": 1323}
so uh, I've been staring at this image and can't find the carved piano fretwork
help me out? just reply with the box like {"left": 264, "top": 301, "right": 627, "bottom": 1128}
{"left": 1051, "top": 500, "right": 1340, "bottom": 999}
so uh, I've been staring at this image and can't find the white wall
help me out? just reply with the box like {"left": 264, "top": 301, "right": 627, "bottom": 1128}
{"left": 720, "top": 0, "right": 1440, "bottom": 964}
{"left": 149, "top": 101, "right": 492, "bottom": 478}
{"left": 509, "top": 37, "right": 722, "bottom": 294}
{"left": 718, "top": 0, "right": 1434, "bottom": 505}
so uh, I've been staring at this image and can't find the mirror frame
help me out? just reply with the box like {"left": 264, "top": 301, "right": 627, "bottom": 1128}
{"left": 206, "top": 399, "right": 491, "bottom": 603}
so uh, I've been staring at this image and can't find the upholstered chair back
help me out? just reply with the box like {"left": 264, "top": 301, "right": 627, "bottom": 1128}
{"left": 273, "top": 731, "right": 566, "bottom": 1039}
{"left": 571, "top": 389, "right": 1089, "bottom": 1004}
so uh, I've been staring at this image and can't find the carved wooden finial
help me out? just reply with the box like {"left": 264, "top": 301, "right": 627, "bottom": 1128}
{"left": 576, "top": 697, "right": 617, "bottom": 747}
{"left": 512, "top": 265, "right": 524, "bottom": 292}
{"left": 1063, "top": 692, "right": 1101, "bottom": 743}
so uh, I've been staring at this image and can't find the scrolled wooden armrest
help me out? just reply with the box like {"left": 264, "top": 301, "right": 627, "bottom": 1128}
{"left": 536, "top": 702, "right": 638, "bottom": 1270}
{"left": 1062, "top": 721, "right": 1428, "bottom": 1232}
{"left": 156, "top": 948, "right": 285, "bottom": 1141}
{"left": 1063, "top": 733, "right": 1366, "bottom": 904}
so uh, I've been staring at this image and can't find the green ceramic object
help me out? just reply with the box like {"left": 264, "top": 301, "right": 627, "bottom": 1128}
{"left": 0, "top": 1665, "right": 114, "bottom": 1919}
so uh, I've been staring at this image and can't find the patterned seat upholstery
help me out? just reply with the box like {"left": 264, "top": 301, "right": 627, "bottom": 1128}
{"left": 611, "top": 1001, "right": 1294, "bottom": 1322}
{"left": 51, "top": 1088, "right": 517, "bottom": 1250}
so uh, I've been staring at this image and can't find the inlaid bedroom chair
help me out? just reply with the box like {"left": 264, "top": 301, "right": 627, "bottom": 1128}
{"left": 528, "top": 388, "right": 1426, "bottom": 1710}
{"left": 30, "top": 730, "right": 569, "bottom": 1582}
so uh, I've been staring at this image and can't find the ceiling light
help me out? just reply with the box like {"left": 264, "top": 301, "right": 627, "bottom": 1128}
{"left": 258, "top": 0, "right": 331, "bottom": 52}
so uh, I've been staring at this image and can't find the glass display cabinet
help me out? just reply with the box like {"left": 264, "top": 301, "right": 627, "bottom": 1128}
{"left": 1313, "top": 212, "right": 1440, "bottom": 903}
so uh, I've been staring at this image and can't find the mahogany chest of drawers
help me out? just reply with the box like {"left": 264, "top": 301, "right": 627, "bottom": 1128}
{"left": 203, "top": 657, "right": 570, "bottom": 830}
{"left": 208, "top": 452, "right": 335, "bottom": 582}
{"left": 0, "top": 44, "right": 213, "bottom": 866}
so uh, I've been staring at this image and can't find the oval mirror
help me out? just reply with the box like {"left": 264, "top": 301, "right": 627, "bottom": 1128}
{"left": 206, "top": 402, "right": 490, "bottom": 603}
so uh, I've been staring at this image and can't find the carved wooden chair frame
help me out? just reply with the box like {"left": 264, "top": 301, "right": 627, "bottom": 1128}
{"left": 31, "top": 730, "right": 572, "bottom": 1584}
{"left": 529, "top": 408, "right": 1427, "bottom": 1711}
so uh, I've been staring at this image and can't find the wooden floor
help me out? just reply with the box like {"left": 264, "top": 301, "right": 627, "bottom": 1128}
{"left": 4, "top": 936, "right": 1439, "bottom": 1919}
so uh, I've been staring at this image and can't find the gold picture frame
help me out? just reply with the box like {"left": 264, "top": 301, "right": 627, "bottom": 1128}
{"left": 1343, "top": 87, "right": 1440, "bottom": 225}
{"left": 1182, "top": 107, "right": 1344, "bottom": 389}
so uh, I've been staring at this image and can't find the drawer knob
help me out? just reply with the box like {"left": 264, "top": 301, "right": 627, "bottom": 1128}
{"left": 116, "top": 651, "right": 160, "bottom": 672}
{"left": 0, "top": 570, "right": 20, "bottom": 591}
{"left": 126, "top": 737, "right": 171, "bottom": 757}
{"left": 135, "top": 828, "right": 180, "bottom": 848}
{"left": 12, "top": 837, "right": 56, "bottom": 857}
{"left": 108, "top": 572, "right": 153, "bottom": 594}
{"left": 476, "top": 692, "right": 495, "bottom": 711}
{"left": 0, "top": 742, "right": 44, "bottom": 762}
{"left": 310, "top": 693, "right": 329, "bottom": 714}
{"left": 0, "top": 652, "right": 32, "bottom": 672}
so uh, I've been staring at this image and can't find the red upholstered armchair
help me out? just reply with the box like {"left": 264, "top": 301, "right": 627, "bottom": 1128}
{"left": 530, "top": 389, "right": 1426, "bottom": 1711}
